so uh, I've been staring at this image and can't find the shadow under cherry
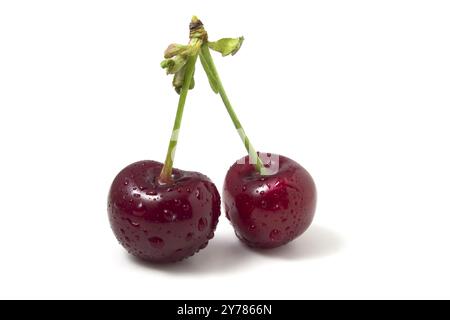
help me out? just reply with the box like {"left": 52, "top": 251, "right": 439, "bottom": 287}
{"left": 127, "top": 224, "right": 343, "bottom": 274}
{"left": 127, "top": 235, "right": 255, "bottom": 275}
{"left": 247, "top": 225, "right": 343, "bottom": 260}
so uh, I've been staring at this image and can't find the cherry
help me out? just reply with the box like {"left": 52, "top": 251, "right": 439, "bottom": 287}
{"left": 108, "top": 18, "right": 221, "bottom": 263}
{"left": 223, "top": 154, "right": 316, "bottom": 248}
{"left": 197, "top": 25, "right": 317, "bottom": 249}
{"left": 108, "top": 160, "right": 220, "bottom": 262}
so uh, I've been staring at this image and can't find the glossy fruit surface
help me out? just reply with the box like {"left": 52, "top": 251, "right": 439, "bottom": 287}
{"left": 108, "top": 160, "right": 221, "bottom": 263}
{"left": 223, "top": 153, "right": 316, "bottom": 249}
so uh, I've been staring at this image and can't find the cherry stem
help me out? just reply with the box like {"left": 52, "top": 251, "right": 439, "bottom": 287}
{"left": 200, "top": 44, "right": 268, "bottom": 175}
{"left": 160, "top": 55, "right": 198, "bottom": 183}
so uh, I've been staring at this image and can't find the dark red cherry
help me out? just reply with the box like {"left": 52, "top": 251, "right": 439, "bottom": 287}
{"left": 108, "top": 160, "right": 221, "bottom": 263}
{"left": 223, "top": 153, "right": 316, "bottom": 249}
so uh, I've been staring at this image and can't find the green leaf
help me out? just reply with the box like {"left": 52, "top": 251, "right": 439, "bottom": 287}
{"left": 161, "top": 55, "right": 188, "bottom": 75}
{"left": 208, "top": 37, "right": 244, "bottom": 56}
{"left": 164, "top": 43, "right": 188, "bottom": 59}
{"left": 172, "top": 65, "right": 196, "bottom": 94}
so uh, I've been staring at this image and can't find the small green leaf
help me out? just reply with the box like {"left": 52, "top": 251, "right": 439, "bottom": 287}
{"left": 172, "top": 67, "right": 185, "bottom": 94}
{"left": 161, "top": 55, "right": 188, "bottom": 75}
{"left": 172, "top": 66, "right": 195, "bottom": 94}
{"left": 164, "top": 44, "right": 188, "bottom": 58}
{"left": 208, "top": 37, "right": 244, "bottom": 56}
{"left": 160, "top": 59, "right": 174, "bottom": 69}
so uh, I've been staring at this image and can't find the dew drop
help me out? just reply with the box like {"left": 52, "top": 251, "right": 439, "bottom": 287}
{"left": 124, "top": 180, "right": 129, "bottom": 186}
{"left": 260, "top": 191, "right": 265, "bottom": 196}
{"left": 174, "top": 199, "right": 180, "bottom": 206}
{"left": 195, "top": 188, "right": 201, "bottom": 200}
{"left": 167, "top": 187, "right": 173, "bottom": 192}
{"left": 249, "top": 224, "right": 256, "bottom": 232}
{"left": 242, "top": 185, "right": 247, "bottom": 191}
{"left": 261, "top": 200, "right": 267, "bottom": 208}
{"left": 163, "top": 209, "right": 176, "bottom": 222}
{"left": 269, "top": 229, "right": 282, "bottom": 241}
{"left": 186, "top": 188, "right": 191, "bottom": 193}
{"left": 146, "top": 190, "right": 157, "bottom": 196}
{"left": 198, "top": 217, "right": 207, "bottom": 231}
{"left": 148, "top": 237, "right": 164, "bottom": 249}
{"left": 182, "top": 204, "right": 190, "bottom": 212}
{"left": 127, "top": 218, "right": 140, "bottom": 228}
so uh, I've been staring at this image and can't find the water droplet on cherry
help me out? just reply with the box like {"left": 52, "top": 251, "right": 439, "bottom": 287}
{"left": 198, "top": 218, "right": 207, "bottom": 231}
{"left": 270, "top": 229, "right": 282, "bottom": 241}
{"left": 163, "top": 209, "right": 176, "bottom": 222}
{"left": 148, "top": 237, "right": 164, "bottom": 249}
{"left": 127, "top": 218, "right": 140, "bottom": 228}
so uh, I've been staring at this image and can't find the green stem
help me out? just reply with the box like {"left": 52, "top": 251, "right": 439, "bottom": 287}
{"left": 200, "top": 45, "right": 267, "bottom": 174}
{"left": 160, "top": 55, "right": 198, "bottom": 183}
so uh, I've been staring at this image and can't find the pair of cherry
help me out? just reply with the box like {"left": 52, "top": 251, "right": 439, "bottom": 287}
{"left": 107, "top": 17, "right": 317, "bottom": 263}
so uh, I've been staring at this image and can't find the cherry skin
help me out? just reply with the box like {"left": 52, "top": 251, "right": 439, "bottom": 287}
{"left": 223, "top": 154, "right": 316, "bottom": 249}
{"left": 108, "top": 160, "right": 221, "bottom": 263}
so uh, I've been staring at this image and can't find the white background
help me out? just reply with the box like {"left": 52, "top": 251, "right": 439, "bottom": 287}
{"left": 1, "top": 0, "right": 449, "bottom": 300}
